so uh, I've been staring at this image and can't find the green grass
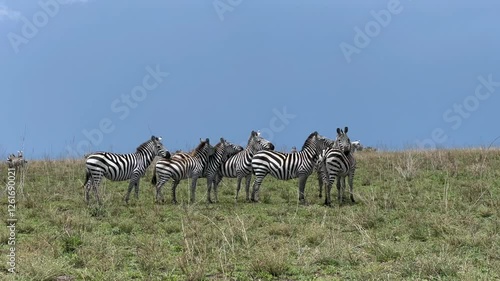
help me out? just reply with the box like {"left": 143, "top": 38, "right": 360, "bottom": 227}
{"left": 1, "top": 149, "right": 500, "bottom": 280}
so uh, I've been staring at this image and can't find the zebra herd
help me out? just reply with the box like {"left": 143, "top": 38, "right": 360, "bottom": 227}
{"left": 83, "top": 128, "right": 359, "bottom": 206}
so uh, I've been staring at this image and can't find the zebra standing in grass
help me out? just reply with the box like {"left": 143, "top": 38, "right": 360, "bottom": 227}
{"left": 318, "top": 127, "right": 357, "bottom": 206}
{"left": 213, "top": 130, "right": 275, "bottom": 202}
{"left": 152, "top": 138, "right": 215, "bottom": 204}
{"left": 171, "top": 138, "right": 243, "bottom": 203}
{"left": 205, "top": 139, "right": 244, "bottom": 203}
{"left": 250, "top": 131, "right": 330, "bottom": 204}
{"left": 83, "top": 136, "right": 170, "bottom": 205}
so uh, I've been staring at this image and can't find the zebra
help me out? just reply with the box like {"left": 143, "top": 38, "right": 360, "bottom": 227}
{"left": 206, "top": 138, "right": 244, "bottom": 203}
{"left": 317, "top": 127, "right": 357, "bottom": 206}
{"left": 351, "top": 140, "right": 363, "bottom": 152}
{"left": 316, "top": 128, "right": 351, "bottom": 198}
{"left": 213, "top": 130, "right": 275, "bottom": 202}
{"left": 151, "top": 138, "right": 215, "bottom": 204}
{"left": 170, "top": 138, "right": 243, "bottom": 203}
{"left": 7, "top": 151, "right": 27, "bottom": 169}
{"left": 83, "top": 135, "right": 170, "bottom": 205}
{"left": 250, "top": 131, "right": 330, "bottom": 204}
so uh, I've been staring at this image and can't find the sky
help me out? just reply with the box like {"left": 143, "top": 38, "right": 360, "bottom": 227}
{"left": 1, "top": 0, "right": 500, "bottom": 159}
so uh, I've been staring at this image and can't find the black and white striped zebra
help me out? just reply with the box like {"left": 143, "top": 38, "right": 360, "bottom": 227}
{"left": 316, "top": 128, "right": 352, "bottom": 198}
{"left": 83, "top": 135, "right": 170, "bottom": 205}
{"left": 205, "top": 138, "right": 244, "bottom": 203}
{"left": 318, "top": 127, "right": 357, "bottom": 206}
{"left": 172, "top": 138, "right": 243, "bottom": 203}
{"left": 151, "top": 138, "right": 215, "bottom": 204}
{"left": 213, "top": 130, "right": 275, "bottom": 202}
{"left": 250, "top": 131, "right": 330, "bottom": 204}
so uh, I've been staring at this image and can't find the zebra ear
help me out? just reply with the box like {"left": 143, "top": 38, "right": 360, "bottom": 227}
{"left": 251, "top": 130, "right": 258, "bottom": 137}
{"left": 206, "top": 138, "right": 210, "bottom": 143}
{"left": 220, "top": 137, "right": 225, "bottom": 143}
{"left": 337, "top": 128, "right": 341, "bottom": 135}
{"left": 151, "top": 135, "right": 156, "bottom": 141}
{"left": 344, "top": 127, "right": 348, "bottom": 133}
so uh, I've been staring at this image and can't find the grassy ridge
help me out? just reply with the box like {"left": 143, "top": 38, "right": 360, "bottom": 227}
{"left": 1, "top": 149, "right": 499, "bottom": 280}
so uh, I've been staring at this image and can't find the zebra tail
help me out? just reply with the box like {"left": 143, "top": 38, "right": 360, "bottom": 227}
{"left": 151, "top": 166, "right": 157, "bottom": 185}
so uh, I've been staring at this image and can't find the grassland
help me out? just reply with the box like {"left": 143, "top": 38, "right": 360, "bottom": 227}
{"left": 1, "top": 149, "right": 499, "bottom": 280}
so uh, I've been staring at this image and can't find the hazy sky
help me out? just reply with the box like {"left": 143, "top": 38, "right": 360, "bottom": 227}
{"left": 1, "top": 0, "right": 499, "bottom": 159}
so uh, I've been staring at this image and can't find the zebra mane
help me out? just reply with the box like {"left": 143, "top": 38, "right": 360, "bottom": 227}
{"left": 136, "top": 138, "right": 155, "bottom": 153}
{"left": 191, "top": 138, "right": 209, "bottom": 156}
{"left": 301, "top": 131, "right": 318, "bottom": 151}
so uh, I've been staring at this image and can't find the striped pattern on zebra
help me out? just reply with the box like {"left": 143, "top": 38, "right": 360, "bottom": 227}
{"left": 250, "top": 131, "right": 330, "bottom": 204}
{"left": 318, "top": 127, "right": 357, "bottom": 206}
{"left": 316, "top": 127, "right": 350, "bottom": 198}
{"left": 214, "top": 130, "right": 275, "bottom": 202}
{"left": 83, "top": 135, "right": 170, "bottom": 205}
{"left": 151, "top": 138, "right": 215, "bottom": 204}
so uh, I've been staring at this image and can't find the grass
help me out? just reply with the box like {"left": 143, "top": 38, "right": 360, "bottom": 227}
{"left": 1, "top": 149, "right": 499, "bottom": 280}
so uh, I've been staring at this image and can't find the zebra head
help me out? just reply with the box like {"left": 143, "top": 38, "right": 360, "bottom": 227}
{"left": 219, "top": 137, "right": 244, "bottom": 159}
{"left": 194, "top": 138, "right": 215, "bottom": 159}
{"left": 248, "top": 130, "right": 275, "bottom": 152}
{"left": 151, "top": 135, "right": 171, "bottom": 159}
{"left": 334, "top": 127, "right": 351, "bottom": 154}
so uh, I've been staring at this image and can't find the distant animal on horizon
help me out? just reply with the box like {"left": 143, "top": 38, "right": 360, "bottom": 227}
{"left": 7, "top": 151, "right": 27, "bottom": 169}
{"left": 83, "top": 136, "right": 170, "bottom": 205}
{"left": 351, "top": 140, "right": 363, "bottom": 152}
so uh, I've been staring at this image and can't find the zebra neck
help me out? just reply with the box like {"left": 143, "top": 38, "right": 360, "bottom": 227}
{"left": 136, "top": 149, "right": 155, "bottom": 166}
{"left": 210, "top": 148, "right": 224, "bottom": 165}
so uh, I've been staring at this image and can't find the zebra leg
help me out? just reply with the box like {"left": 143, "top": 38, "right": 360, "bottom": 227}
{"left": 125, "top": 181, "right": 135, "bottom": 204}
{"left": 317, "top": 171, "right": 323, "bottom": 198}
{"left": 348, "top": 172, "right": 355, "bottom": 203}
{"left": 84, "top": 182, "right": 91, "bottom": 204}
{"left": 324, "top": 181, "right": 331, "bottom": 206}
{"left": 92, "top": 179, "right": 101, "bottom": 205}
{"left": 134, "top": 178, "right": 140, "bottom": 200}
{"left": 206, "top": 178, "right": 212, "bottom": 203}
{"left": 337, "top": 176, "right": 346, "bottom": 204}
{"left": 154, "top": 178, "right": 167, "bottom": 204}
{"left": 298, "top": 175, "right": 308, "bottom": 205}
{"left": 251, "top": 174, "right": 265, "bottom": 202}
{"left": 235, "top": 176, "right": 243, "bottom": 201}
{"left": 245, "top": 175, "right": 252, "bottom": 202}
{"left": 213, "top": 177, "right": 220, "bottom": 203}
{"left": 190, "top": 177, "right": 198, "bottom": 204}
{"left": 171, "top": 180, "right": 180, "bottom": 204}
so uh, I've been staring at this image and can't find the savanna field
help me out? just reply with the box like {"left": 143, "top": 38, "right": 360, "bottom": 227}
{"left": 1, "top": 149, "right": 499, "bottom": 280}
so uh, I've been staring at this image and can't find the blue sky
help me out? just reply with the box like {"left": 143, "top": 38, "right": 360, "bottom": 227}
{"left": 1, "top": 0, "right": 500, "bottom": 159}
